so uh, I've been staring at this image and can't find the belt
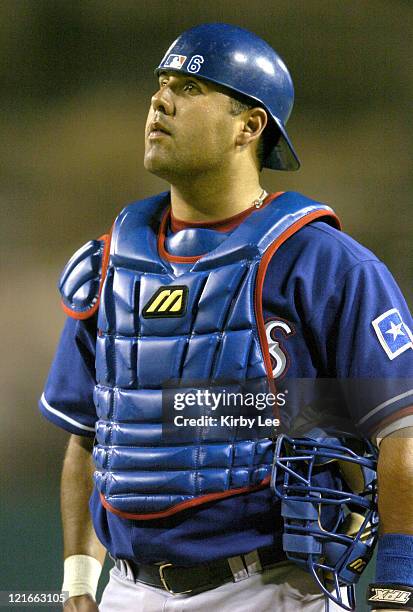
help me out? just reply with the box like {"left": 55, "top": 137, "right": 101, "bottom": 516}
{"left": 113, "top": 546, "right": 281, "bottom": 595}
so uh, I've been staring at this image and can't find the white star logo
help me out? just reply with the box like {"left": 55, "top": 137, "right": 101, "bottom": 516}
{"left": 385, "top": 321, "right": 405, "bottom": 342}
{"left": 372, "top": 308, "right": 413, "bottom": 360}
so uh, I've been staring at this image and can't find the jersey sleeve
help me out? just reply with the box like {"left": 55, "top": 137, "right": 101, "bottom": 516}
{"left": 39, "top": 315, "right": 98, "bottom": 437}
{"left": 316, "top": 260, "right": 413, "bottom": 438}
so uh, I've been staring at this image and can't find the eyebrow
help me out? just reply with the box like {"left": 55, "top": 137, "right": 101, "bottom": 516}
{"left": 157, "top": 71, "right": 204, "bottom": 87}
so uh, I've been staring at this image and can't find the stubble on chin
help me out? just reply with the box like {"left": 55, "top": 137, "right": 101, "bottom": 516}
{"left": 143, "top": 147, "right": 174, "bottom": 181}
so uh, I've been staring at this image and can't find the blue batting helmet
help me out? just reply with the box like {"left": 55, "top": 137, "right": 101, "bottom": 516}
{"left": 155, "top": 23, "right": 300, "bottom": 172}
{"left": 271, "top": 434, "right": 379, "bottom": 611}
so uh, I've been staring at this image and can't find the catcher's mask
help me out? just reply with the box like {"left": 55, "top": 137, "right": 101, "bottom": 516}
{"left": 271, "top": 434, "right": 379, "bottom": 611}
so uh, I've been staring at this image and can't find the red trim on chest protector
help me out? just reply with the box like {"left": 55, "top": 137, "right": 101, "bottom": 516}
{"left": 158, "top": 192, "right": 284, "bottom": 263}
{"left": 254, "top": 209, "right": 341, "bottom": 380}
{"left": 100, "top": 476, "right": 271, "bottom": 520}
{"left": 61, "top": 229, "right": 112, "bottom": 320}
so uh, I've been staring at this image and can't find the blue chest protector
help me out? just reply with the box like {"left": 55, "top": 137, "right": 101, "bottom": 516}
{"left": 60, "top": 191, "right": 340, "bottom": 519}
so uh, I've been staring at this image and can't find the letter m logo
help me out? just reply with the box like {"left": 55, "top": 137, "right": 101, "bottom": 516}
{"left": 142, "top": 285, "right": 188, "bottom": 318}
{"left": 347, "top": 558, "right": 367, "bottom": 574}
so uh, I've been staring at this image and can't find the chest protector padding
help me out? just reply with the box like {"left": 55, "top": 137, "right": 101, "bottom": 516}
{"left": 91, "top": 191, "right": 339, "bottom": 518}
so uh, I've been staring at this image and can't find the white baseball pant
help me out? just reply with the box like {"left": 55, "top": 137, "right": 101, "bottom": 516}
{"left": 99, "top": 559, "right": 350, "bottom": 611}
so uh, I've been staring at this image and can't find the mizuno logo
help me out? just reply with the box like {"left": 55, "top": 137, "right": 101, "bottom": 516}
{"left": 347, "top": 558, "right": 367, "bottom": 573}
{"left": 142, "top": 286, "right": 188, "bottom": 318}
{"left": 369, "top": 588, "right": 411, "bottom": 604}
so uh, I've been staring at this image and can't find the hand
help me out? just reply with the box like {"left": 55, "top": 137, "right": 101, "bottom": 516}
{"left": 63, "top": 594, "right": 99, "bottom": 611}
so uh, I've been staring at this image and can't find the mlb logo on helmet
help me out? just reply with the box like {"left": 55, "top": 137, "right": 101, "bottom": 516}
{"left": 163, "top": 54, "right": 187, "bottom": 69}
{"left": 372, "top": 307, "right": 413, "bottom": 360}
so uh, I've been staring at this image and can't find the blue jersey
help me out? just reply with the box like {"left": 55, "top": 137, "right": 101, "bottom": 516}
{"left": 40, "top": 213, "right": 413, "bottom": 565}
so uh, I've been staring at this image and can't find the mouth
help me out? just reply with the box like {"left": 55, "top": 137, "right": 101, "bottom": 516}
{"left": 148, "top": 121, "right": 172, "bottom": 139}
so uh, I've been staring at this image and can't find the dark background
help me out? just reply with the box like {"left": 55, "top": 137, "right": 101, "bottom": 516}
{"left": 1, "top": 2, "right": 412, "bottom": 610}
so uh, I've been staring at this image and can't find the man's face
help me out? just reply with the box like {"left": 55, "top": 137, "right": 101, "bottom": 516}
{"left": 144, "top": 71, "right": 240, "bottom": 181}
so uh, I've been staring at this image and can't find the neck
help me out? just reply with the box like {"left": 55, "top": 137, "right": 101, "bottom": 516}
{"left": 169, "top": 166, "right": 264, "bottom": 223}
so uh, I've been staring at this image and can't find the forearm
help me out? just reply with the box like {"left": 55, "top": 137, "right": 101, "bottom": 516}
{"left": 61, "top": 434, "right": 106, "bottom": 565}
{"left": 377, "top": 427, "right": 413, "bottom": 534}
{"left": 369, "top": 428, "right": 413, "bottom": 611}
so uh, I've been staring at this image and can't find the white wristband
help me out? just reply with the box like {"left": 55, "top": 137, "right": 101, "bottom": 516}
{"left": 62, "top": 554, "right": 103, "bottom": 600}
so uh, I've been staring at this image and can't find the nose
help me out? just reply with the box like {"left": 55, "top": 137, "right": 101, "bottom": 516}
{"left": 151, "top": 85, "right": 174, "bottom": 116}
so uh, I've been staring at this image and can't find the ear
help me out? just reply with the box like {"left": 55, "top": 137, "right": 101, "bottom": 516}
{"left": 235, "top": 107, "right": 268, "bottom": 146}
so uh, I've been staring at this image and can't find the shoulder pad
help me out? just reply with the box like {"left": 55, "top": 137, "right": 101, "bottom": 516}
{"left": 282, "top": 192, "right": 342, "bottom": 231}
{"left": 59, "top": 234, "right": 110, "bottom": 319}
